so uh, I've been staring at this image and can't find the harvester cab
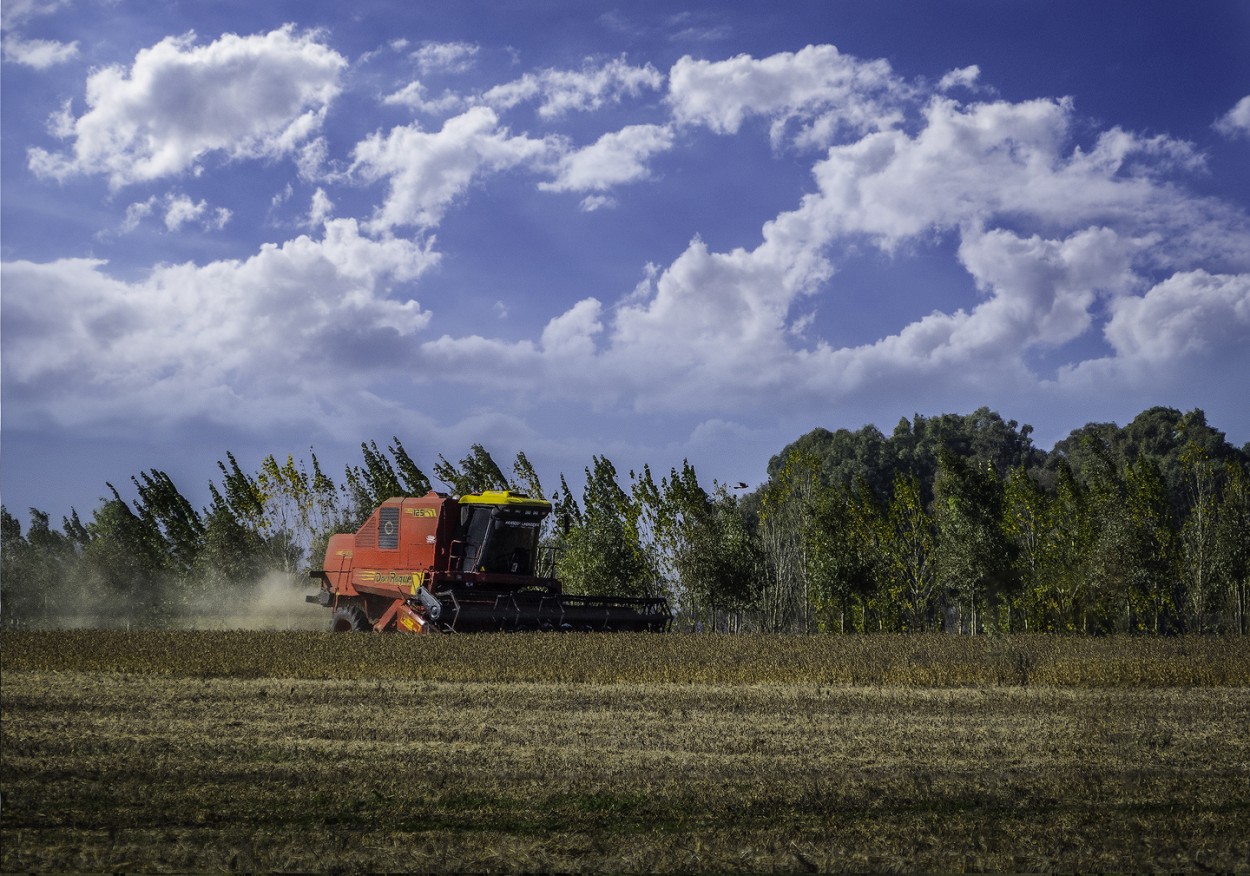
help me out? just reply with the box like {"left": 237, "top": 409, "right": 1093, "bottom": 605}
{"left": 452, "top": 492, "right": 547, "bottom": 575}
{"left": 307, "top": 490, "right": 671, "bottom": 634}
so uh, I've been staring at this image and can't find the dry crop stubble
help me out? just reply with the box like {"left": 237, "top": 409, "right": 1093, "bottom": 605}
{"left": 3, "top": 631, "right": 1250, "bottom": 872}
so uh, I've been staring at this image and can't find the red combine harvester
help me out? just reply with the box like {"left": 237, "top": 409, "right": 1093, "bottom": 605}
{"left": 307, "top": 490, "right": 671, "bottom": 633}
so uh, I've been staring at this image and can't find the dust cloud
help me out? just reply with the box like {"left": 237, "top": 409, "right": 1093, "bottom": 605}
{"left": 173, "top": 571, "right": 328, "bottom": 631}
{"left": 2, "top": 571, "right": 328, "bottom": 631}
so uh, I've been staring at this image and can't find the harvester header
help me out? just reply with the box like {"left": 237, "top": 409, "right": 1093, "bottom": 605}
{"left": 307, "top": 490, "right": 671, "bottom": 633}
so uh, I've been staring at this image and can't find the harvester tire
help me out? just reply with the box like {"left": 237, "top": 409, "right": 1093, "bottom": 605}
{"left": 330, "top": 604, "right": 370, "bottom": 632}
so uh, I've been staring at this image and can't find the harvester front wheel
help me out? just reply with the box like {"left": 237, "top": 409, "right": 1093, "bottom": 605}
{"left": 330, "top": 604, "right": 370, "bottom": 632}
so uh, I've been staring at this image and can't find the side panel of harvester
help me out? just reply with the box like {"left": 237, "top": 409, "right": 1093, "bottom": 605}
{"left": 310, "top": 492, "right": 456, "bottom": 628}
{"left": 342, "top": 493, "right": 451, "bottom": 595}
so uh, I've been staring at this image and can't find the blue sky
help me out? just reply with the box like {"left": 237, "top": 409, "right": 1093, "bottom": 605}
{"left": 3, "top": 0, "right": 1249, "bottom": 524}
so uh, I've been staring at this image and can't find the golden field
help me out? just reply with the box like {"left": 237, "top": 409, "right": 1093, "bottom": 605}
{"left": 3, "top": 632, "right": 1249, "bottom": 872}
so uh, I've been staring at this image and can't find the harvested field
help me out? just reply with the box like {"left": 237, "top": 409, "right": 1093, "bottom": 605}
{"left": 3, "top": 632, "right": 1249, "bottom": 872}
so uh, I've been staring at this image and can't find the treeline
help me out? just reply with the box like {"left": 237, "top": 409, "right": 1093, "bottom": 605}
{"left": 748, "top": 407, "right": 1250, "bottom": 635}
{"left": 2, "top": 406, "right": 1248, "bottom": 633}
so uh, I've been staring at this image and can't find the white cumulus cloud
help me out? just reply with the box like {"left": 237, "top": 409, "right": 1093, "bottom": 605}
{"left": 1052, "top": 270, "right": 1250, "bottom": 409}
{"left": 799, "top": 97, "right": 1222, "bottom": 256}
{"left": 938, "top": 65, "right": 980, "bottom": 91}
{"left": 541, "top": 298, "right": 604, "bottom": 357}
{"left": 1, "top": 0, "right": 71, "bottom": 29}
{"left": 163, "top": 194, "right": 230, "bottom": 231}
{"left": 540, "top": 124, "right": 674, "bottom": 192}
{"left": 956, "top": 226, "right": 1138, "bottom": 351}
{"left": 2, "top": 32, "right": 78, "bottom": 68}
{"left": 412, "top": 40, "right": 478, "bottom": 75}
{"left": 483, "top": 56, "right": 663, "bottom": 118}
{"left": 119, "top": 193, "right": 232, "bottom": 233}
{"left": 579, "top": 194, "right": 617, "bottom": 212}
{"left": 668, "top": 44, "right": 906, "bottom": 148}
{"left": 1102, "top": 270, "right": 1250, "bottom": 362}
{"left": 1, "top": 219, "right": 437, "bottom": 427}
{"left": 27, "top": 26, "right": 346, "bottom": 188}
{"left": 308, "top": 188, "right": 334, "bottom": 226}
{"left": 1215, "top": 95, "right": 1250, "bottom": 139}
{"left": 8, "top": 35, "right": 1250, "bottom": 463}
{"left": 352, "top": 106, "right": 555, "bottom": 231}
{"left": 121, "top": 197, "right": 156, "bottom": 233}
{"left": 382, "top": 81, "right": 465, "bottom": 115}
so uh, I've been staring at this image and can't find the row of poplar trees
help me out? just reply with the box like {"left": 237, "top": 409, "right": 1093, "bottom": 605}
{"left": 2, "top": 406, "right": 1248, "bottom": 633}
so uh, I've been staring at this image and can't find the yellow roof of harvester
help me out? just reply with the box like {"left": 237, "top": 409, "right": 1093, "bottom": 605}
{"left": 458, "top": 490, "right": 551, "bottom": 509}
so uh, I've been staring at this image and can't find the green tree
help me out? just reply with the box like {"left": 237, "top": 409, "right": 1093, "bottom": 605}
{"left": 0, "top": 507, "right": 65, "bottom": 626}
{"left": 556, "top": 456, "right": 654, "bottom": 598}
{"left": 433, "top": 444, "right": 508, "bottom": 495}
{"left": 80, "top": 491, "right": 170, "bottom": 623}
{"left": 129, "top": 469, "right": 204, "bottom": 577}
{"left": 806, "top": 479, "right": 879, "bottom": 633}
{"left": 510, "top": 451, "right": 546, "bottom": 499}
{"left": 1215, "top": 461, "right": 1250, "bottom": 633}
{"left": 1124, "top": 458, "right": 1179, "bottom": 631}
{"left": 195, "top": 486, "right": 268, "bottom": 591}
{"left": 1002, "top": 467, "right": 1051, "bottom": 630}
{"left": 655, "top": 463, "right": 759, "bottom": 630}
{"left": 880, "top": 472, "right": 937, "bottom": 631}
{"left": 389, "top": 437, "right": 432, "bottom": 497}
{"left": 1122, "top": 407, "right": 1235, "bottom": 513}
{"left": 214, "top": 452, "right": 268, "bottom": 534}
{"left": 771, "top": 407, "right": 1044, "bottom": 508}
{"left": 699, "top": 485, "right": 760, "bottom": 629}
{"left": 1049, "top": 407, "right": 1241, "bottom": 518}
{"left": 0, "top": 507, "right": 23, "bottom": 559}
{"left": 1040, "top": 462, "right": 1095, "bottom": 631}
{"left": 1179, "top": 443, "right": 1222, "bottom": 630}
{"left": 886, "top": 408, "right": 1043, "bottom": 502}
{"left": 628, "top": 464, "right": 668, "bottom": 596}
{"left": 933, "top": 449, "right": 1014, "bottom": 633}
{"left": 342, "top": 437, "right": 435, "bottom": 532}
{"left": 1085, "top": 457, "right": 1177, "bottom": 632}
{"left": 255, "top": 452, "right": 342, "bottom": 572}
{"left": 551, "top": 474, "right": 581, "bottom": 529}
{"left": 342, "top": 438, "right": 431, "bottom": 525}
{"left": 208, "top": 450, "right": 353, "bottom": 577}
{"left": 768, "top": 424, "right": 891, "bottom": 497}
{"left": 758, "top": 450, "right": 820, "bottom": 632}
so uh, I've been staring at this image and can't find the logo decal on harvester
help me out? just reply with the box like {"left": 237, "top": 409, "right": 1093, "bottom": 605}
{"left": 407, "top": 508, "right": 437, "bottom": 518}
{"left": 358, "top": 570, "right": 422, "bottom": 585}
